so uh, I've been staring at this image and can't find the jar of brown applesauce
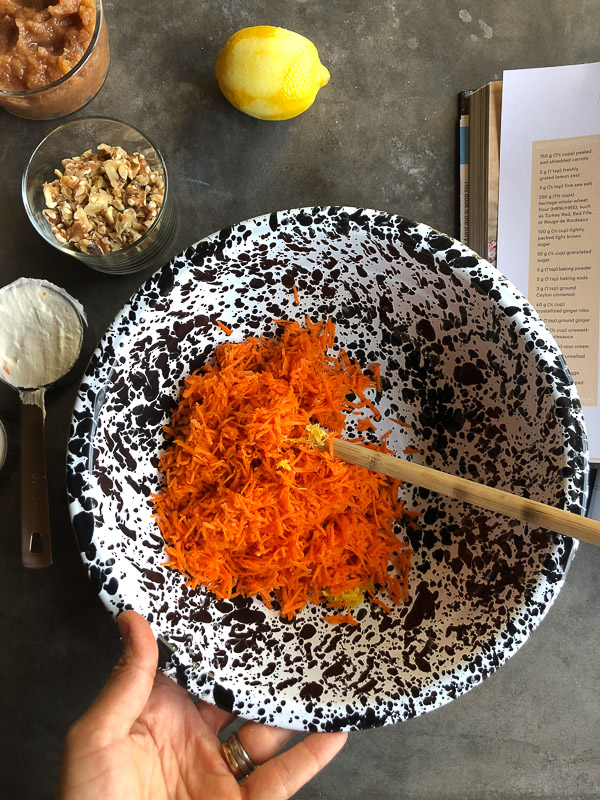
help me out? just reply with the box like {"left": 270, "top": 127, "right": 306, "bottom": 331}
{"left": 0, "top": 0, "right": 110, "bottom": 120}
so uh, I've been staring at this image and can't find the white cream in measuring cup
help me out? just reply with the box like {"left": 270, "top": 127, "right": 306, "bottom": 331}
{"left": 0, "top": 279, "right": 84, "bottom": 388}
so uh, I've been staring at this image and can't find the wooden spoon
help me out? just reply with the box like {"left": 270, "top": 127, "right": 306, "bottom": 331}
{"left": 329, "top": 437, "right": 599, "bottom": 547}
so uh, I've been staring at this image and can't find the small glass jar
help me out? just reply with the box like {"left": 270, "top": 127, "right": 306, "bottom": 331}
{"left": 0, "top": 0, "right": 110, "bottom": 120}
{"left": 23, "top": 117, "right": 177, "bottom": 275}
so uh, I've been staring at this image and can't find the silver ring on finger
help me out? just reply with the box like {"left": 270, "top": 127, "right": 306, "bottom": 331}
{"left": 221, "top": 730, "right": 258, "bottom": 781}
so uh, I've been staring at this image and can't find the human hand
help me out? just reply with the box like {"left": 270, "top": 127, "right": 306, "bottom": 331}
{"left": 58, "top": 610, "right": 347, "bottom": 800}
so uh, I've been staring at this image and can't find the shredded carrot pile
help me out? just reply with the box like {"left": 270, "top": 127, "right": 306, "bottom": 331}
{"left": 152, "top": 318, "right": 412, "bottom": 623}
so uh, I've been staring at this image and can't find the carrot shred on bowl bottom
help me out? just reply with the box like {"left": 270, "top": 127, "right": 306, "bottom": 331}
{"left": 151, "top": 317, "right": 414, "bottom": 624}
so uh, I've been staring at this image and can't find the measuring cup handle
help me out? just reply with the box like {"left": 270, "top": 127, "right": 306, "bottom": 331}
{"left": 20, "top": 390, "right": 52, "bottom": 568}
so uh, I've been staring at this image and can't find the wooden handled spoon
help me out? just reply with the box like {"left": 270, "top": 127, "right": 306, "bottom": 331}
{"left": 329, "top": 437, "right": 599, "bottom": 547}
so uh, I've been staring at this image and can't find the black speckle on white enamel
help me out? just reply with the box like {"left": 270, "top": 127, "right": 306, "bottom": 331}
{"left": 66, "top": 206, "right": 588, "bottom": 732}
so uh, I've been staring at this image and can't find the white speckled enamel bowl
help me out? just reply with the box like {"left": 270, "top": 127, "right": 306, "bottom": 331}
{"left": 67, "top": 207, "right": 588, "bottom": 731}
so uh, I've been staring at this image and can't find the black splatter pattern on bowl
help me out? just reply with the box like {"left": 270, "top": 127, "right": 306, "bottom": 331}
{"left": 67, "top": 206, "right": 588, "bottom": 732}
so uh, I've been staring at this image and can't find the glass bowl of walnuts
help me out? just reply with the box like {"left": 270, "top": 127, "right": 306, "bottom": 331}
{"left": 22, "top": 117, "right": 176, "bottom": 274}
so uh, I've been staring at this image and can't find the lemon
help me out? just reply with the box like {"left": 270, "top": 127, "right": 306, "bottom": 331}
{"left": 215, "top": 25, "right": 330, "bottom": 120}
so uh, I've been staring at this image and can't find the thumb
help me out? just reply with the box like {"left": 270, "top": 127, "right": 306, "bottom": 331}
{"left": 79, "top": 610, "right": 159, "bottom": 741}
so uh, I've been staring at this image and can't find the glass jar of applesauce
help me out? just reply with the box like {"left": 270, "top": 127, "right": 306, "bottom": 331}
{"left": 0, "top": 0, "right": 110, "bottom": 120}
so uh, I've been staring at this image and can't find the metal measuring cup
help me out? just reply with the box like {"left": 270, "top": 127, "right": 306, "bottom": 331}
{"left": 0, "top": 279, "right": 86, "bottom": 568}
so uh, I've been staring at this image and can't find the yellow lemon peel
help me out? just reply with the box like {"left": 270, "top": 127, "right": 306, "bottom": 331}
{"left": 305, "top": 423, "right": 329, "bottom": 448}
{"left": 323, "top": 587, "right": 365, "bottom": 608}
{"left": 215, "top": 25, "right": 330, "bottom": 120}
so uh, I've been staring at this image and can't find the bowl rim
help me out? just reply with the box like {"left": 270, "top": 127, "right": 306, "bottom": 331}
{"left": 21, "top": 115, "right": 169, "bottom": 261}
{"left": 66, "top": 205, "right": 590, "bottom": 731}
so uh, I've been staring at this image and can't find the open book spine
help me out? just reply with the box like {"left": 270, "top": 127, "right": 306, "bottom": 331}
{"left": 468, "top": 83, "right": 489, "bottom": 263}
{"left": 485, "top": 81, "right": 502, "bottom": 267}
{"left": 460, "top": 81, "right": 502, "bottom": 266}
{"left": 459, "top": 92, "right": 470, "bottom": 244}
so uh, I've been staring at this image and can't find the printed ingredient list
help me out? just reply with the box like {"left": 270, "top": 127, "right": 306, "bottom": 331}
{"left": 529, "top": 135, "right": 600, "bottom": 405}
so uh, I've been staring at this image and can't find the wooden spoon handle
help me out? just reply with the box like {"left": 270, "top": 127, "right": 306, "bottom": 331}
{"left": 332, "top": 438, "right": 599, "bottom": 547}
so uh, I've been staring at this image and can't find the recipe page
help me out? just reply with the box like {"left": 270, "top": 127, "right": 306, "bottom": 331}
{"left": 497, "top": 61, "right": 600, "bottom": 460}
{"left": 530, "top": 135, "right": 600, "bottom": 405}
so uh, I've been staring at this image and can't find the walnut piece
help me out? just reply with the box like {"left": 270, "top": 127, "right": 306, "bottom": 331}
{"left": 42, "top": 143, "right": 165, "bottom": 254}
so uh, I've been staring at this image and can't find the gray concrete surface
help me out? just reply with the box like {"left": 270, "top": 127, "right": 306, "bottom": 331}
{"left": 1, "top": 1, "right": 599, "bottom": 797}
